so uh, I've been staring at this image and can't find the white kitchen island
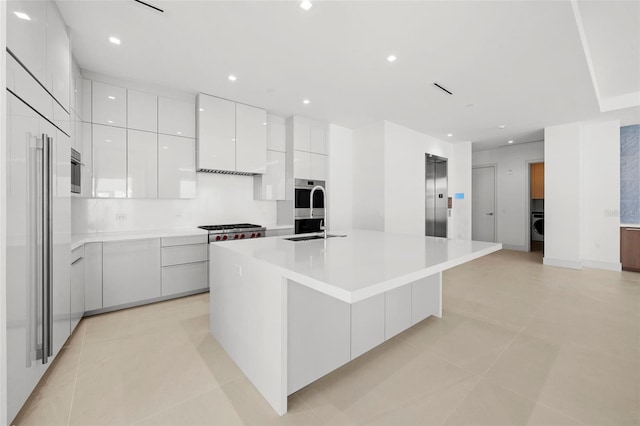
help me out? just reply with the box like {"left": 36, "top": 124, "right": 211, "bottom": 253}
{"left": 209, "top": 230, "right": 501, "bottom": 415}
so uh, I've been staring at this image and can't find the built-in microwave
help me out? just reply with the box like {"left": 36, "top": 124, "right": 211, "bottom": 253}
{"left": 294, "top": 179, "right": 325, "bottom": 219}
{"left": 71, "top": 148, "right": 81, "bottom": 194}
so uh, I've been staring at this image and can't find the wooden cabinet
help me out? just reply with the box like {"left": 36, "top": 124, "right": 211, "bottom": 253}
{"left": 103, "top": 239, "right": 161, "bottom": 308}
{"left": 621, "top": 227, "right": 640, "bottom": 272}
{"left": 196, "top": 93, "right": 267, "bottom": 174}
{"left": 158, "top": 134, "right": 196, "bottom": 199}
{"left": 92, "top": 124, "right": 127, "bottom": 198}
{"left": 158, "top": 97, "right": 195, "bottom": 138}
{"left": 532, "top": 162, "right": 545, "bottom": 199}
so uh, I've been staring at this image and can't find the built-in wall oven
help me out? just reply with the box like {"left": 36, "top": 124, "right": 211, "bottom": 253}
{"left": 294, "top": 179, "right": 325, "bottom": 234}
{"left": 71, "top": 148, "right": 81, "bottom": 194}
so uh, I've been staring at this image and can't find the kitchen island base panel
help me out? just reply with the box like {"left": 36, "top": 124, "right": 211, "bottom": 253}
{"left": 210, "top": 246, "right": 288, "bottom": 415}
{"left": 209, "top": 243, "right": 445, "bottom": 416}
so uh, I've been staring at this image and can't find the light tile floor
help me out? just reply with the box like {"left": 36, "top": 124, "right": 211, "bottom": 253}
{"left": 13, "top": 250, "right": 640, "bottom": 425}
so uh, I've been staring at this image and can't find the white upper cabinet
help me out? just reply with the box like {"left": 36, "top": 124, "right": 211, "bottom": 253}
{"left": 71, "top": 58, "right": 82, "bottom": 119}
{"left": 82, "top": 79, "right": 92, "bottom": 122}
{"left": 7, "top": 0, "right": 70, "bottom": 112}
{"left": 293, "top": 121, "right": 311, "bottom": 151}
{"left": 158, "top": 97, "right": 195, "bottom": 138}
{"left": 236, "top": 103, "right": 267, "bottom": 174}
{"left": 196, "top": 93, "right": 267, "bottom": 174}
{"left": 81, "top": 122, "right": 92, "bottom": 198}
{"left": 158, "top": 134, "right": 196, "bottom": 199}
{"left": 310, "top": 126, "right": 327, "bottom": 154}
{"left": 93, "top": 124, "right": 127, "bottom": 198}
{"left": 127, "top": 90, "right": 157, "bottom": 133}
{"left": 92, "top": 82, "right": 126, "bottom": 127}
{"left": 197, "top": 94, "right": 236, "bottom": 171}
{"left": 45, "top": 0, "right": 70, "bottom": 112}
{"left": 7, "top": 0, "right": 48, "bottom": 92}
{"left": 294, "top": 150, "right": 311, "bottom": 180}
{"left": 267, "top": 114, "right": 286, "bottom": 152}
{"left": 310, "top": 153, "right": 326, "bottom": 181}
{"left": 127, "top": 130, "right": 158, "bottom": 198}
{"left": 254, "top": 150, "right": 286, "bottom": 201}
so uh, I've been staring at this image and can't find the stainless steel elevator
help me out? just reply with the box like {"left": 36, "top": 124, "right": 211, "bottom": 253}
{"left": 425, "top": 154, "right": 448, "bottom": 237}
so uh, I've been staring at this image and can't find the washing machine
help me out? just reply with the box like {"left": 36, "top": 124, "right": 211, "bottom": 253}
{"left": 532, "top": 212, "right": 544, "bottom": 241}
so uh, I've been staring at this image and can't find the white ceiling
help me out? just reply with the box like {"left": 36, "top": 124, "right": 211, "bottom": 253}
{"left": 57, "top": 0, "right": 640, "bottom": 151}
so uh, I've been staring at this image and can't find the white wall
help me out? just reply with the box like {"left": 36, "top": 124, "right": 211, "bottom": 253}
{"left": 71, "top": 173, "right": 278, "bottom": 233}
{"left": 472, "top": 141, "right": 544, "bottom": 250}
{"left": 543, "top": 120, "right": 621, "bottom": 271}
{"left": 544, "top": 123, "right": 582, "bottom": 268}
{"left": 580, "top": 120, "right": 621, "bottom": 270}
{"left": 327, "top": 124, "right": 353, "bottom": 231}
{"left": 1, "top": 0, "right": 8, "bottom": 422}
{"left": 352, "top": 122, "right": 385, "bottom": 231}
{"left": 350, "top": 121, "right": 471, "bottom": 239}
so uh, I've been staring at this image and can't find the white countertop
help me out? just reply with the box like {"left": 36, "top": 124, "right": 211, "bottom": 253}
{"left": 71, "top": 228, "right": 209, "bottom": 250}
{"left": 621, "top": 224, "right": 640, "bottom": 229}
{"left": 211, "top": 229, "right": 502, "bottom": 303}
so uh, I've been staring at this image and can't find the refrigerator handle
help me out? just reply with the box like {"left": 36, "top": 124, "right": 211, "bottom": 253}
{"left": 41, "top": 133, "right": 51, "bottom": 364}
{"left": 46, "top": 135, "right": 53, "bottom": 359}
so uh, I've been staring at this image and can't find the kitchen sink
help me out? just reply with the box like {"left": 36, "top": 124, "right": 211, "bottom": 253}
{"left": 285, "top": 234, "right": 346, "bottom": 242}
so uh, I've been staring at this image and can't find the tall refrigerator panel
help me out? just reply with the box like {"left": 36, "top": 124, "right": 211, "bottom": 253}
{"left": 6, "top": 91, "right": 70, "bottom": 423}
{"left": 425, "top": 155, "right": 448, "bottom": 238}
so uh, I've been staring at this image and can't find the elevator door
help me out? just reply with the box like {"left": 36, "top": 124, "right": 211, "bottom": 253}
{"left": 425, "top": 155, "right": 448, "bottom": 238}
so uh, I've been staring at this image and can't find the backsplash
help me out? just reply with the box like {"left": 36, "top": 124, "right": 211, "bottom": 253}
{"left": 71, "top": 173, "right": 279, "bottom": 234}
{"left": 621, "top": 125, "right": 640, "bottom": 224}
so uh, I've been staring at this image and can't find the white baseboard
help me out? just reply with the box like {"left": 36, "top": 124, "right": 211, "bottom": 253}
{"left": 502, "top": 244, "right": 527, "bottom": 252}
{"left": 582, "top": 259, "right": 622, "bottom": 272}
{"left": 543, "top": 257, "right": 582, "bottom": 270}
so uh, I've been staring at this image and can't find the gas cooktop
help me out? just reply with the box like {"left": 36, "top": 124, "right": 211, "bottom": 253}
{"left": 198, "top": 223, "right": 266, "bottom": 242}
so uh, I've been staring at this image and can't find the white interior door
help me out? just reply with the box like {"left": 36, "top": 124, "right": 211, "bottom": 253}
{"left": 472, "top": 166, "right": 496, "bottom": 242}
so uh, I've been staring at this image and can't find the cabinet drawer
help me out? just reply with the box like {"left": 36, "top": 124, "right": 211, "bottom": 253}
{"left": 162, "top": 244, "right": 208, "bottom": 266}
{"left": 161, "top": 235, "right": 208, "bottom": 247}
{"left": 71, "top": 245, "right": 84, "bottom": 264}
{"left": 162, "top": 262, "right": 208, "bottom": 296}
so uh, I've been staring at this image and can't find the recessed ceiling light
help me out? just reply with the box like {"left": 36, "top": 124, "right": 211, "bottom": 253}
{"left": 177, "top": 131, "right": 182, "bottom": 135}
{"left": 228, "top": 74, "right": 237, "bottom": 82}
{"left": 107, "top": 120, "right": 113, "bottom": 124}
{"left": 14, "top": 11, "right": 31, "bottom": 20}
{"left": 303, "top": 99, "right": 310, "bottom": 105}
{"left": 262, "top": 122, "right": 267, "bottom": 126}
{"left": 498, "top": 124, "right": 506, "bottom": 129}
{"left": 300, "top": 0, "right": 312, "bottom": 11}
{"left": 199, "top": 108, "right": 204, "bottom": 112}
{"left": 387, "top": 55, "right": 397, "bottom": 63}
{"left": 508, "top": 140, "right": 514, "bottom": 144}
{"left": 108, "top": 96, "right": 115, "bottom": 100}
{"left": 109, "top": 36, "right": 121, "bottom": 45}
{"left": 447, "top": 133, "right": 453, "bottom": 137}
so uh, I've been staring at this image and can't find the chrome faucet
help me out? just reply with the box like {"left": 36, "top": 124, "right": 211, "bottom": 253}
{"left": 310, "top": 185, "right": 327, "bottom": 239}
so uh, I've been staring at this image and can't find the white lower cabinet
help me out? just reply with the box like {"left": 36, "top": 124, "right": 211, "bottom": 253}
{"left": 70, "top": 246, "right": 85, "bottom": 333}
{"left": 411, "top": 273, "right": 441, "bottom": 324}
{"left": 351, "top": 294, "right": 385, "bottom": 359}
{"left": 385, "top": 284, "right": 412, "bottom": 339}
{"left": 160, "top": 237, "right": 208, "bottom": 296}
{"left": 103, "top": 239, "right": 161, "bottom": 308}
{"left": 84, "top": 242, "right": 103, "bottom": 311}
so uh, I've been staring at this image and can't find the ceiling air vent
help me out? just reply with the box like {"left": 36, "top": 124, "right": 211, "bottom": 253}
{"left": 133, "top": 0, "right": 164, "bottom": 13}
{"left": 198, "top": 169, "right": 256, "bottom": 176}
{"left": 432, "top": 82, "right": 453, "bottom": 96}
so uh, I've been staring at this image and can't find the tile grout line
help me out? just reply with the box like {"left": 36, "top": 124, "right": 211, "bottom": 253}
{"left": 66, "top": 320, "right": 88, "bottom": 426}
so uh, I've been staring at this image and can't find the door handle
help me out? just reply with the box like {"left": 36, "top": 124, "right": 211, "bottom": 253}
{"left": 486, "top": 213, "right": 494, "bottom": 216}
